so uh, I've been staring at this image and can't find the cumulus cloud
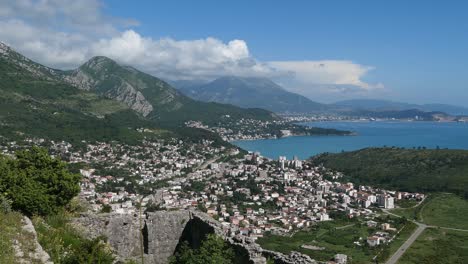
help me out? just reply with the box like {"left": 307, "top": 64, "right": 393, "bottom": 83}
{"left": 0, "top": 0, "right": 383, "bottom": 96}
{"left": 269, "top": 60, "right": 383, "bottom": 90}
{"left": 91, "top": 30, "right": 276, "bottom": 80}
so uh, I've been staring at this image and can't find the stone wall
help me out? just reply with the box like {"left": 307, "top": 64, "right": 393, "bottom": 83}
{"left": 145, "top": 211, "right": 191, "bottom": 263}
{"left": 72, "top": 210, "right": 320, "bottom": 264}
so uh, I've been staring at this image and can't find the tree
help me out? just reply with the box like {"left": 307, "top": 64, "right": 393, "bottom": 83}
{"left": 170, "top": 234, "right": 235, "bottom": 264}
{"left": 0, "top": 147, "right": 81, "bottom": 216}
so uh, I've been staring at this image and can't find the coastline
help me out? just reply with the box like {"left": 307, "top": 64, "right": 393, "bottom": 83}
{"left": 231, "top": 121, "right": 468, "bottom": 160}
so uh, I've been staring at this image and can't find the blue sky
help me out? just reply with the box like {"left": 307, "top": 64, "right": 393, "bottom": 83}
{"left": 1, "top": 0, "right": 467, "bottom": 105}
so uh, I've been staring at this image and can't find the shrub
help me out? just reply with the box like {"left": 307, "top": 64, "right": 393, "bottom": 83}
{"left": 170, "top": 234, "right": 235, "bottom": 264}
{"left": 0, "top": 147, "right": 81, "bottom": 216}
{"left": 34, "top": 213, "right": 115, "bottom": 264}
{"left": 0, "top": 194, "right": 12, "bottom": 213}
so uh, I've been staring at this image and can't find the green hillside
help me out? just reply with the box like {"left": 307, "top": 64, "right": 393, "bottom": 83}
{"left": 311, "top": 148, "right": 468, "bottom": 198}
{"left": 63, "top": 56, "right": 276, "bottom": 126}
{"left": 0, "top": 49, "right": 156, "bottom": 145}
{"left": 0, "top": 42, "right": 274, "bottom": 144}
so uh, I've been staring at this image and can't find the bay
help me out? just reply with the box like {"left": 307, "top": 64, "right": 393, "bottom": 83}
{"left": 232, "top": 121, "right": 468, "bottom": 159}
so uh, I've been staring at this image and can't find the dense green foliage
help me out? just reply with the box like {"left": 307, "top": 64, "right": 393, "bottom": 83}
{"left": 311, "top": 148, "right": 468, "bottom": 198}
{"left": 0, "top": 147, "right": 81, "bottom": 216}
{"left": 170, "top": 234, "right": 235, "bottom": 264}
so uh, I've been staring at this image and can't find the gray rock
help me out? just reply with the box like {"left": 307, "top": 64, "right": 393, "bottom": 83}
{"left": 72, "top": 210, "right": 320, "bottom": 264}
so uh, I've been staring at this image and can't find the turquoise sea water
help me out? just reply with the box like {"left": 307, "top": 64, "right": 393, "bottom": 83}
{"left": 232, "top": 121, "right": 468, "bottom": 159}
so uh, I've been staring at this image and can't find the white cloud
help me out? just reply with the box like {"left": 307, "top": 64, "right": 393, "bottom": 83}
{"left": 269, "top": 60, "right": 383, "bottom": 90}
{"left": 0, "top": 0, "right": 383, "bottom": 96}
{"left": 90, "top": 30, "right": 275, "bottom": 80}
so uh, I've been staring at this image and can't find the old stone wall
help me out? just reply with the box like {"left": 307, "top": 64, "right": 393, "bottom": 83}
{"left": 73, "top": 210, "right": 320, "bottom": 264}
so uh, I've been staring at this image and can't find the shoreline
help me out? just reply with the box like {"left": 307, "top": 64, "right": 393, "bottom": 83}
{"left": 229, "top": 131, "right": 356, "bottom": 143}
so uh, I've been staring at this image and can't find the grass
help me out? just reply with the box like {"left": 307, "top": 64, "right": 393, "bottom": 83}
{"left": 257, "top": 217, "right": 409, "bottom": 264}
{"left": 33, "top": 212, "right": 115, "bottom": 264}
{"left": 398, "top": 228, "right": 468, "bottom": 264}
{"left": 420, "top": 193, "right": 468, "bottom": 229}
{"left": 390, "top": 193, "right": 468, "bottom": 230}
{"left": 0, "top": 211, "right": 46, "bottom": 263}
{"left": 0, "top": 211, "right": 23, "bottom": 263}
{"left": 395, "top": 199, "right": 420, "bottom": 209}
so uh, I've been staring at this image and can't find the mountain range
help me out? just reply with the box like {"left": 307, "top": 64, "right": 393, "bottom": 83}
{"left": 173, "top": 77, "right": 468, "bottom": 117}
{"left": 174, "top": 76, "right": 328, "bottom": 113}
{"left": 0, "top": 42, "right": 275, "bottom": 144}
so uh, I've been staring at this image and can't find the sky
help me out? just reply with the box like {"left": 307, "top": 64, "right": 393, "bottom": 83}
{"left": 0, "top": 0, "right": 467, "bottom": 106}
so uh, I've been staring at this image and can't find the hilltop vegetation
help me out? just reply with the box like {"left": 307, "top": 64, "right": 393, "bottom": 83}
{"left": 0, "top": 147, "right": 81, "bottom": 216}
{"left": 0, "top": 147, "right": 116, "bottom": 263}
{"left": 311, "top": 148, "right": 468, "bottom": 198}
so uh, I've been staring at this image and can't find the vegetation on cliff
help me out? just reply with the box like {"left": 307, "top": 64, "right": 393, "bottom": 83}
{"left": 0, "top": 146, "right": 114, "bottom": 263}
{"left": 170, "top": 234, "right": 235, "bottom": 264}
{"left": 0, "top": 147, "right": 81, "bottom": 216}
{"left": 33, "top": 213, "right": 115, "bottom": 264}
{"left": 311, "top": 147, "right": 468, "bottom": 198}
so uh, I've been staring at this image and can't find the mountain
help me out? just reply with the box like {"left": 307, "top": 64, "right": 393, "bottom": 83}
{"left": 419, "top": 103, "right": 468, "bottom": 116}
{"left": 62, "top": 58, "right": 275, "bottom": 125}
{"left": 0, "top": 42, "right": 276, "bottom": 143}
{"left": 0, "top": 42, "right": 154, "bottom": 145}
{"left": 175, "top": 76, "right": 328, "bottom": 113}
{"left": 334, "top": 99, "right": 468, "bottom": 116}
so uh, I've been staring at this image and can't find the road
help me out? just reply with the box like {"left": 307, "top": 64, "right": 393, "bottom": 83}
{"left": 382, "top": 198, "right": 468, "bottom": 264}
{"left": 335, "top": 223, "right": 355, "bottom": 230}
{"left": 385, "top": 223, "right": 427, "bottom": 264}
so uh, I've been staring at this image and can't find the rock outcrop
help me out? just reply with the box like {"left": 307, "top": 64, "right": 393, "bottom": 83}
{"left": 72, "top": 210, "right": 319, "bottom": 264}
{"left": 13, "top": 216, "right": 53, "bottom": 264}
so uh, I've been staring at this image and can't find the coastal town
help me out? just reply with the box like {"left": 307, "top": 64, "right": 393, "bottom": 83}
{"left": 186, "top": 117, "right": 351, "bottom": 141}
{"left": 1, "top": 133, "right": 425, "bottom": 263}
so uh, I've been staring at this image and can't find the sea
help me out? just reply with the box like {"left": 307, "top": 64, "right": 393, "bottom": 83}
{"left": 232, "top": 121, "right": 468, "bottom": 160}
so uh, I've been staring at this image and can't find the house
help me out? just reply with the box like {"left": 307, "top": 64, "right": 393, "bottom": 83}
{"left": 367, "top": 236, "right": 380, "bottom": 247}
{"left": 334, "top": 254, "right": 348, "bottom": 264}
{"left": 367, "top": 220, "right": 378, "bottom": 228}
{"left": 381, "top": 223, "right": 397, "bottom": 232}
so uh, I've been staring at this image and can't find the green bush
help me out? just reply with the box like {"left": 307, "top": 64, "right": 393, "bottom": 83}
{"left": 170, "top": 234, "right": 235, "bottom": 264}
{"left": 0, "top": 147, "right": 81, "bottom": 216}
{"left": 0, "top": 194, "right": 12, "bottom": 213}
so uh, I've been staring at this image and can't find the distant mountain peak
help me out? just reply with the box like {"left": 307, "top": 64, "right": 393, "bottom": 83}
{"left": 0, "top": 41, "right": 11, "bottom": 55}
{"left": 175, "top": 75, "right": 327, "bottom": 113}
{"left": 80, "top": 56, "right": 118, "bottom": 72}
